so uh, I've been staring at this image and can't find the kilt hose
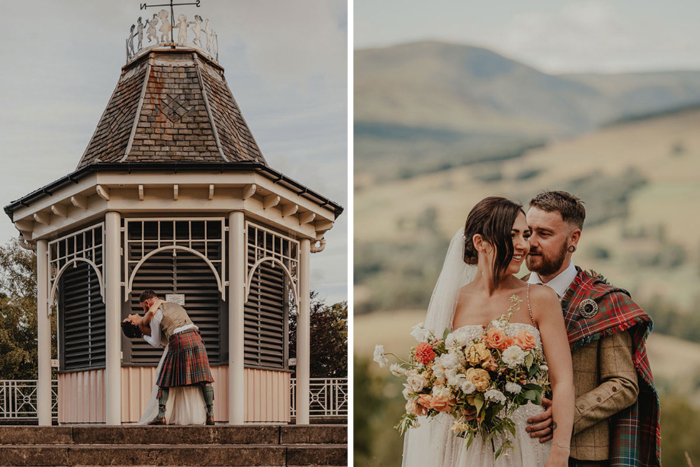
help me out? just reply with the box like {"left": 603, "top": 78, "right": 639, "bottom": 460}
{"left": 156, "top": 328, "right": 214, "bottom": 388}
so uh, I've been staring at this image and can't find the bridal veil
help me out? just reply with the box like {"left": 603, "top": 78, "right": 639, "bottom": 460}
{"left": 402, "top": 228, "right": 477, "bottom": 467}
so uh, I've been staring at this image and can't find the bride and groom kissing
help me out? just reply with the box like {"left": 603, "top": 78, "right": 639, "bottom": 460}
{"left": 401, "top": 191, "right": 660, "bottom": 467}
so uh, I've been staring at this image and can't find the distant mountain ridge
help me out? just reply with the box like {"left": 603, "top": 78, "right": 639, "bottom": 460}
{"left": 355, "top": 40, "right": 700, "bottom": 180}
{"left": 356, "top": 40, "right": 700, "bottom": 135}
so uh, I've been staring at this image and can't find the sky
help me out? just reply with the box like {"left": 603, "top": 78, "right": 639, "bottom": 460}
{"left": 355, "top": 0, "right": 700, "bottom": 73}
{"left": 0, "top": 0, "right": 348, "bottom": 304}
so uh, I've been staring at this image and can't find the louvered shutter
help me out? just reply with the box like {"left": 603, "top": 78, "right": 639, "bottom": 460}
{"left": 244, "top": 251, "right": 288, "bottom": 370}
{"left": 59, "top": 261, "right": 106, "bottom": 371}
{"left": 126, "top": 221, "right": 223, "bottom": 365}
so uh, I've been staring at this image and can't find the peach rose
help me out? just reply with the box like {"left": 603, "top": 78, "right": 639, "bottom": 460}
{"left": 430, "top": 395, "right": 454, "bottom": 413}
{"left": 415, "top": 342, "right": 436, "bottom": 365}
{"left": 406, "top": 400, "right": 428, "bottom": 416}
{"left": 503, "top": 336, "right": 515, "bottom": 349}
{"left": 514, "top": 329, "right": 537, "bottom": 350}
{"left": 465, "top": 368, "right": 490, "bottom": 392}
{"left": 486, "top": 328, "right": 509, "bottom": 350}
{"left": 466, "top": 341, "right": 492, "bottom": 366}
{"left": 416, "top": 394, "right": 433, "bottom": 410}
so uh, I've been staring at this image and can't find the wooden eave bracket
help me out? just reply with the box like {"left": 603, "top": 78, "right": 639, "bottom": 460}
{"left": 96, "top": 185, "right": 110, "bottom": 201}
{"left": 34, "top": 211, "right": 51, "bottom": 225}
{"left": 242, "top": 184, "right": 257, "bottom": 200}
{"left": 51, "top": 204, "right": 68, "bottom": 218}
{"left": 263, "top": 194, "right": 280, "bottom": 209}
{"left": 282, "top": 204, "right": 298, "bottom": 217}
{"left": 71, "top": 195, "right": 88, "bottom": 209}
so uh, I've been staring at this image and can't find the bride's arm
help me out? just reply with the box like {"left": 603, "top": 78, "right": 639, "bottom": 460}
{"left": 531, "top": 285, "right": 575, "bottom": 465}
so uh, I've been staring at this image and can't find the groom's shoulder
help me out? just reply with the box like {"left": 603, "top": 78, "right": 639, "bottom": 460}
{"left": 573, "top": 267, "right": 641, "bottom": 308}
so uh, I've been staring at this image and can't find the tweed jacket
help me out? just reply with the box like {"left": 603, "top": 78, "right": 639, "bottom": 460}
{"left": 569, "top": 330, "right": 639, "bottom": 461}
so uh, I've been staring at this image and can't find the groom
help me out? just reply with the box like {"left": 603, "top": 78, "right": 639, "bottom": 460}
{"left": 522, "top": 191, "right": 660, "bottom": 467}
{"left": 122, "top": 290, "right": 216, "bottom": 425}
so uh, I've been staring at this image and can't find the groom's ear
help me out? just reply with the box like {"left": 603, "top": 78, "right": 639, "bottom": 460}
{"left": 568, "top": 228, "right": 581, "bottom": 248}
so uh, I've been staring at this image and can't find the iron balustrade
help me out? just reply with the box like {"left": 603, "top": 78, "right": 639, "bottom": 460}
{"left": 0, "top": 378, "right": 348, "bottom": 419}
{"left": 291, "top": 378, "right": 348, "bottom": 417}
{"left": 0, "top": 380, "right": 58, "bottom": 420}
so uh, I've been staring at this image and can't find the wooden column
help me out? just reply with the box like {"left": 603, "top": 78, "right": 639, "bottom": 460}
{"left": 296, "top": 239, "right": 311, "bottom": 424}
{"left": 228, "top": 211, "right": 246, "bottom": 424}
{"left": 36, "top": 239, "right": 52, "bottom": 426}
{"left": 104, "top": 212, "right": 122, "bottom": 424}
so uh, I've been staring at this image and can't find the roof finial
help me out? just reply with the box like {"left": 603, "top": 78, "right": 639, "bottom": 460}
{"left": 127, "top": 0, "right": 218, "bottom": 64}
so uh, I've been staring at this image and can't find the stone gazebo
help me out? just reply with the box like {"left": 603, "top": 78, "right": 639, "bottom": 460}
{"left": 3, "top": 29, "right": 342, "bottom": 426}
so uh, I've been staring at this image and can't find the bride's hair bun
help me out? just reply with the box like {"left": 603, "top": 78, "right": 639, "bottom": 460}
{"left": 463, "top": 237, "right": 479, "bottom": 265}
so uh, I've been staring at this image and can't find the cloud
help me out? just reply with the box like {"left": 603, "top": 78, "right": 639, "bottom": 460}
{"left": 499, "top": 1, "right": 700, "bottom": 73}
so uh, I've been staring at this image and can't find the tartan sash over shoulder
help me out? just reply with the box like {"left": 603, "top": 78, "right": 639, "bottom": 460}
{"left": 561, "top": 268, "right": 661, "bottom": 467}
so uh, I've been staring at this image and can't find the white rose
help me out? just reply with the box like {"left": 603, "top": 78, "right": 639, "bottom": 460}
{"left": 460, "top": 380, "right": 476, "bottom": 395}
{"left": 432, "top": 385, "right": 452, "bottom": 399}
{"left": 373, "top": 344, "right": 389, "bottom": 368}
{"left": 410, "top": 322, "right": 429, "bottom": 342}
{"left": 484, "top": 389, "right": 507, "bottom": 404}
{"left": 406, "top": 370, "right": 427, "bottom": 392}
{"left": 447, "top": 371, "right": 466, "bottom": 388}
{"left": 446, "top": 330, "right": 468, "bottom": 349}
{"left": 505, "top": 382, "right": 522, "bottom": 394}
{"left": 402, "top": 385, "right": 413, "bottom": 401}
{"left": 501, "top": 345, "right": 526, "bottom": 368}
{"left": 390, "top": 363, "right": 407, "bottom": 377}
{"left": 439, "top": 352, "right": 460, "bottom": 370}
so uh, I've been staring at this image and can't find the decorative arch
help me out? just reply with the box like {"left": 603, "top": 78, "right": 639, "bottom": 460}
{"left": 245, "top": 257, "right": 299, "bottom": 308}
{"left": 125, "top": 245, "right": 225, "bottom": 301}
{"left": 49, "top": 257, "right": 105, "bottom": 311}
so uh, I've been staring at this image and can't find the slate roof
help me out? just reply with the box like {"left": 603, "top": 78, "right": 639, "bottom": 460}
{"left": 76, "top": 48, "right": 266, "bottom": 168}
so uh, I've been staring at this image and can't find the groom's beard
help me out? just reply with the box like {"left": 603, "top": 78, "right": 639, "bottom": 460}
{"left": 526, "top": 241, "right": 568, "bottom": 278}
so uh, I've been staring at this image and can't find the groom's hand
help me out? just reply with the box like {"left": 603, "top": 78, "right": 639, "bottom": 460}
{"left": 526, "top": 396, "right": 554, "bottom": 443}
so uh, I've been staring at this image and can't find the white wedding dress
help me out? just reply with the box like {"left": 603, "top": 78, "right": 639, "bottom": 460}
{"left": 442, "top": 323, "right": 551, "bottom": 466}
{"left": 402, "top": 228, "right": 552, "bottom": 467}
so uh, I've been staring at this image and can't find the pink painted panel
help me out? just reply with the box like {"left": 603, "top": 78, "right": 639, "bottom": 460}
{"left": 119, "top": 366, "right": 289, "bottom": 423}
{"left": 58, "top": 369, "right": 105, "bottom": 423}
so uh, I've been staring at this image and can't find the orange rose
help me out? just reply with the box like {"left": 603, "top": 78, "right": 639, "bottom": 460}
{"left": 514, "top": 329, "right": 537, "bottom": 350}
{"left": 416, "top": 394, "right": 433, "bottom": 410}
{"left": 430, "top": 395, "right": 454, "bottom": 412}
{"left": 486, "top": 328, "right": 509, "bottom": 350}
{"left": 503, "top": 336, "right": 515, "bottom": 349}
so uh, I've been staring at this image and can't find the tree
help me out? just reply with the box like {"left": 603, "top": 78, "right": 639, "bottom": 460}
{"left": 0, "top": 239, "right": 44, "bottom": 380}
{"left": 289, "top": 291, "right": 347, "bottom": 378}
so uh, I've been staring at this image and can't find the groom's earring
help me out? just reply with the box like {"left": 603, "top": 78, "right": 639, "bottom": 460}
{"left": 568, "top": 245, "right": 576, "bottom": 253}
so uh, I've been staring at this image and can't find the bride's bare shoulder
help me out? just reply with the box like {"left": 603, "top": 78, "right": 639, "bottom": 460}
{"left": 528, "top": 284, "right": 560, "bottom": 312}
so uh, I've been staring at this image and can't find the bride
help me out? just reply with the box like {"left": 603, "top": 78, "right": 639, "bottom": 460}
{"left": 402, "top": 197, "right": 575, "bottom": 467}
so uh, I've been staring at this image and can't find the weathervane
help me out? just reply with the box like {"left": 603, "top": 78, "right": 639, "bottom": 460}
{"left": 126, "top": 0, "right": 218, "bottom": 63}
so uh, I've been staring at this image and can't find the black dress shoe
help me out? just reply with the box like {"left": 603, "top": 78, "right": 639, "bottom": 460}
{"left": 148, "top": 416, "right": 166, "bottom": 425}
{"left": 206, "top": 415, "right": 215, "bottom": 426}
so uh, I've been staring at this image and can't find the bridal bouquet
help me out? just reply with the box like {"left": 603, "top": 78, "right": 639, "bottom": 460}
{"left": 374, "top": 296, "right": 550, "bottom": 458}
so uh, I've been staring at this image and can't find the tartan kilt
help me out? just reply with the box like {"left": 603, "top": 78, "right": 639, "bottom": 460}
{"left": 156, "top": 329, "right": 214, "bottom": 388}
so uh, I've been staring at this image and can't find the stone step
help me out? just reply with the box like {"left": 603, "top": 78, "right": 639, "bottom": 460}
{"left": 0, "top": 425, "right": 347, "bottom": 446}
{"left": 0, "top": 443, "right": 347, "bottom": 466}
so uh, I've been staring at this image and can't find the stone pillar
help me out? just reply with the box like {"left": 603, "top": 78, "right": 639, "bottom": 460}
{"left": 296, "top": 239, "right": 311, "bottom": 424}
{"left": 36, "top": 239, "right": 52, "bottom": 426}
{"left": 104, "top": 212, "right": 122, "bottom": 424}
{"left": 228, "top": 211, "right": 245, "bottom": 424}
